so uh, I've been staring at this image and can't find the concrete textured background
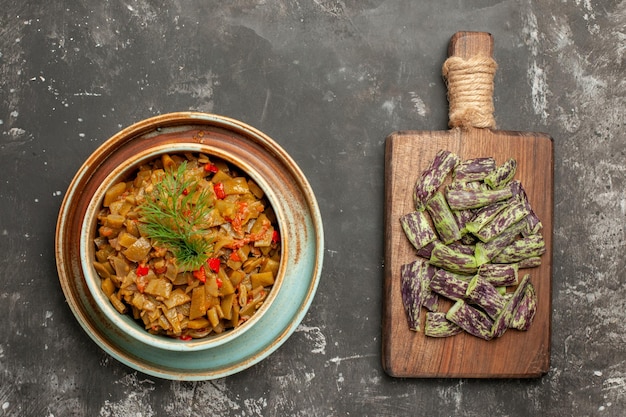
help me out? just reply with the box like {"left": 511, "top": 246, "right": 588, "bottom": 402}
{"left": 1, "top": 0, "right": 624, "bottom": 416}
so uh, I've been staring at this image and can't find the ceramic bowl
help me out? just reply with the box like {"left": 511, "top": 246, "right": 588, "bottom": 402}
{"left": 55, "top": 112, "right": 324, "bottom": 380}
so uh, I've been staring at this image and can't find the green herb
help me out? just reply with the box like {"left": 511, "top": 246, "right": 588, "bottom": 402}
{"left": 139, "top": 161, "right": 214, "bottom": 271}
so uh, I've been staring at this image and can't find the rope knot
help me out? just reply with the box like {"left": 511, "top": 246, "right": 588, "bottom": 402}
{"left": 442, "top": 56, "right": 498, "bottom": 129}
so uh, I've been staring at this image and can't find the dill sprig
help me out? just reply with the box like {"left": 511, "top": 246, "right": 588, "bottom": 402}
{"left": 139, "top": 161, "right": 214, "bottom": 271}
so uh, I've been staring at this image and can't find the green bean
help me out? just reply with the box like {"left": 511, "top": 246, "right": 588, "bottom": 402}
{"left": 413, "top": 150, "right": 459, "bottom": 210}
{"left": 465, "top": 275, "right": 507, "bottom": 319}
{"left": 485, "top": 158, "right": 517, "bottom": 189}
{"left": 400, "top": 210, "right": 437, "bottom": 251}
{"left": 424, "top": 312, "right": 463, "bottom": 337}
{"left": 446, "top": 184, "right": 513, "bottom": 210}
{"left": 491, "top": 234, "right": 546, "bottom": 264}
{"left": 429, "top": 241, "right": 478, "bottom": 275}
{"left": 446, "top": 300, "right": 494, "bottom": 341}
{"left": 477, "top": 263, "right": 518, "bottom": 287}
{"left": 426, "top": 191, "right": 462, "bottom": 244}
{"left": 473, "top": 199, "right": 530, "bottom": 243}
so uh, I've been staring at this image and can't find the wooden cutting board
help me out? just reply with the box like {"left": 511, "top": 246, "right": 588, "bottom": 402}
{"left": 382, "top": 32, "right": 553, "bottom": 378}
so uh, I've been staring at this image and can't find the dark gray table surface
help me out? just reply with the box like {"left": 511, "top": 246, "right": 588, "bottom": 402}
{"left": 1, "top": 1, "right": 624, "bottom": 416}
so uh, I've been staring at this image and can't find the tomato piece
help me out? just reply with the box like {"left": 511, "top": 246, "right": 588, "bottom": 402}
{"left": 204, "top": 163, "right": 218, "bottom": 173}
{"left": 136, "top": 264, "right": 150, "bottom": 276}
{"left": 214, "top": 183, "right": 226, "bottom": 199}
{"left": 207, "top": 257, "right": 220, "bottom": 272}
{"left": 193, "top": 266, "right": 206, "bottom": 283}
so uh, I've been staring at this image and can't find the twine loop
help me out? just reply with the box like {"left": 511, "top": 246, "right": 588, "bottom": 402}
{"left": 442, "top": 56, "right": 498, "bottom": 129}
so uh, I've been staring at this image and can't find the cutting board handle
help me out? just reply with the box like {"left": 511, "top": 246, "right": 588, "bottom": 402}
{"left": 443, "top": 31, "right": 497, "bottom": 129}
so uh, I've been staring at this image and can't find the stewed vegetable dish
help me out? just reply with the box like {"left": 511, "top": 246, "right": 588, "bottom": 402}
{"left": 92, "top": 152, "right": 281, "bottom": 340}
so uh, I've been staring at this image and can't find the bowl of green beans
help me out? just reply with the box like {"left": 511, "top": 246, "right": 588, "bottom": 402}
{"left": 56, "top": 112, "right": 324, "bottom": 380}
